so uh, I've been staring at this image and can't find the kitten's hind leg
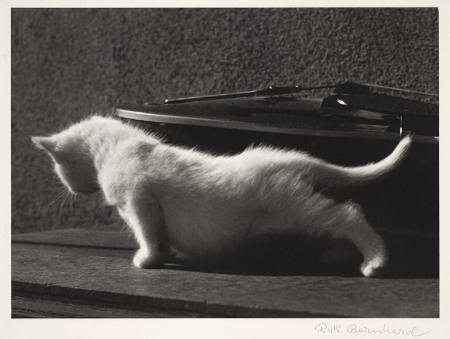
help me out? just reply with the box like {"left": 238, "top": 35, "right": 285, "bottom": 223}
{"left": 118, "top": 199, "right": 168, "bottom": 269}
{"left": 335, "top": 202, "right": 388, "bottom": 277}
{"left": 306, "top": 199, "right": 387, "bottom": 277}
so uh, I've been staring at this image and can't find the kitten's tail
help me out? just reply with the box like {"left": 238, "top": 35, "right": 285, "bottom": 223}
{"left": 311, "top": 135, "right": 412, "bottom": 193}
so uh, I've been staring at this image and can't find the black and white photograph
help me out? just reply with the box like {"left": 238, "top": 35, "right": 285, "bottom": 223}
{"left": 6, "top": 3, "right": 446, "bottom": 336}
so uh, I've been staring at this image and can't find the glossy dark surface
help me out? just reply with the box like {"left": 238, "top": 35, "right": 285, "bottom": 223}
{"left": 12, "top": 229, "right": 439, "bottom": 318}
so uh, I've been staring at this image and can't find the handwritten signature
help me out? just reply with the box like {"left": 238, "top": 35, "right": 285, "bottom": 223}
{"left": 314, "top": 323, "right": 430, "bottom": 337}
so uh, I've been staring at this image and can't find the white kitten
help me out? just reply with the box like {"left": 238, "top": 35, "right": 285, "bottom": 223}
{"left": 32, "top": 116, "right": 411, "bottom": 277}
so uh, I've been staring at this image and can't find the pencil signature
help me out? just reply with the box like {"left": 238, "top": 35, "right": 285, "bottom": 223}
{"left": 314, "top": 322, "right": 430, "bottom": 337}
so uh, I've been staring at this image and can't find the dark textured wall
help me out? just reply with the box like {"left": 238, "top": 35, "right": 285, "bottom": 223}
{"left": 12, "top": 8, "right": 438, "bottom": 233}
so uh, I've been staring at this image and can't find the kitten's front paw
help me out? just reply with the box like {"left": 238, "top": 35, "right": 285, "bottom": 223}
{"left": 360, "top": 255, "right": 387, "bottom": 278}
{"left": 133, "top": 248, "right": 163, "bottom": 269}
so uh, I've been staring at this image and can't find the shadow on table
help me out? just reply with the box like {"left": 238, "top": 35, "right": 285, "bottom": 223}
{"left": 165, "top": 232, "right": 438, "bottom": 279}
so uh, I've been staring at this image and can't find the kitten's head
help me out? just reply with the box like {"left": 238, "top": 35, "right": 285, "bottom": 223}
{"left": 31, "top": 117, "right": 108, "bottom": 195}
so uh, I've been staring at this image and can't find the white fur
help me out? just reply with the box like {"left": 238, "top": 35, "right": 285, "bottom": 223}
{"left": 32, "top": 116, "right": 412, "bottom": 277}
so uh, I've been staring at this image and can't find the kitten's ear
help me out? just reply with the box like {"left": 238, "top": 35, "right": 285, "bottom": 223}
{"left": 31, "top": 136, "right": 57, "bottom": 153}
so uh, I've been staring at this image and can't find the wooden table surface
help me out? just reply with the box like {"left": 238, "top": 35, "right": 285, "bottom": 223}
{"left": 11, "top": 228, "right": 439, "bottom": 318}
